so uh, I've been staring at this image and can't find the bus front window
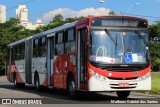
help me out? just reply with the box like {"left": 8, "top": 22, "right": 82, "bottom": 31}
{"left": 89, "top": 30, "right": 149, "bottom": 64}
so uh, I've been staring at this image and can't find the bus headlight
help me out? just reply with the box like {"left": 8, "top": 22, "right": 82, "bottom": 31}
{"left": 89, "top": 69, "right": 96, "bottom": 75}
{"left": 89, "top": 69, "right": 107, "bottom": 81}
{"left": 138, "top": 72, "right": 151, "bottom": 81}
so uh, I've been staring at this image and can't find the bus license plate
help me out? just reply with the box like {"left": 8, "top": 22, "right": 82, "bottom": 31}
{"left": 119, "top": 83, "right": 129, "bottom": 87}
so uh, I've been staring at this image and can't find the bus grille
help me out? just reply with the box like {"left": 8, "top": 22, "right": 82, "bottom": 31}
{"left": 108, "top": 77, "right": 138, "bottom": 80}
{"left": 103, "top": 66, "right": 145, "bottom": 72}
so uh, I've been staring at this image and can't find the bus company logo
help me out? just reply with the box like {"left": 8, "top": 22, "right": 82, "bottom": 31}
{"left": 2, "top": 99, "right": 11, "bottom": 104}
{"left": 122, "top": 76, "right": 126, "bottom": 80}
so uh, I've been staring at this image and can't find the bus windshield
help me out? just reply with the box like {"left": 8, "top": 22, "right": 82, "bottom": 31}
{"left": 89, "top": 30, "right": 149, "bottom": 64}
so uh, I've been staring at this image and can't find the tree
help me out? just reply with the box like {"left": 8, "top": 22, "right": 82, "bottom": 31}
{"left": 149, "top": 22, "right": 160, "bottom": 40}
{"left": 50, "top": 14, "right": 64, "bottom": 23}
{"left": 150, "top": 41, "right": 160, "bottom": 71}
{"left": 35, "top": 14, "right": 85, "bottom": 31}
{"left": 0, "top": 18, "right": 34, "bottom": 72}
{"left": 109, "top": 11, "right": 115, "bottom": 15}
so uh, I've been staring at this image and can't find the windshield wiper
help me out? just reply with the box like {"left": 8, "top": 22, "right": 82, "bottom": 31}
{"left": 135, "top": 30, "right": 148, "bottom": 46}
{"left": 104, "top": 29, "right": 118, "bottom": 46}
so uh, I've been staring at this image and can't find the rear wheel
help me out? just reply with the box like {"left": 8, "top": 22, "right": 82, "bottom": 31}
{"left": 67, "top": 76, "right": 77, "bottom": 98}
{"left": 116, "top": 91, "right": 130, "bottom": 98}
{"left": 13, "top": 74, "right": 25, "bottom": 88}
{"left": 35, "top": 74, "right": 43, "bottom": 91}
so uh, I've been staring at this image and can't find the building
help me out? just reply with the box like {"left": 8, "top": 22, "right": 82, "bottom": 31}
{"left": 20, "top": 19, "right": 45, "bottom": 30}
{"left": 16, "top": 5, "right": 45, "bottom": 30}
{"left": 0, "top": 5, "right": 6, "bottom": 23}
{"left": 16, "top": 5, "right": 28, "bottom": 22}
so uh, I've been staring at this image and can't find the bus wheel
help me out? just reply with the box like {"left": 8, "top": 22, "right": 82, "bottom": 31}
{"left": 35, "top": 74, "right": 42, "bottom": 91}
{"left": 68, "top": 76, "right": 77, "bottom": 98}
{"left": 13, "top": 74, "right": 18, "bottom": 88}
{"left": 116, "top": 91, "right": 130, "bottom": 98}
{"left": 13, "top": 74, "right": 25, "bottom": 88}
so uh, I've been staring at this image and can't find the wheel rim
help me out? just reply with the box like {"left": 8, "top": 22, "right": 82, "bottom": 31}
{"left": 69, "top": 81, "right": 75, "bottom": 95}
{"left": 35, "top": 77, "right": 39, "bottom": 89}
{"left": 14, "top": 77, "right": 16, "bottom": 86}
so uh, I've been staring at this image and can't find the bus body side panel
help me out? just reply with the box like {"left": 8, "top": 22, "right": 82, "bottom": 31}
{"left": 51, "top": 55, "right": 75, "bottom": 89}
{"left": 14, "top": 60, "right": 25, "bottom": 83}
{"left": 53, "top": 55, "right": 66, "bottom": 88}
{"left": 32, "top": 57, "right": 47, "bottom": 85}
{"left": 8, "top": 47, "right": 25, "bottom": 84}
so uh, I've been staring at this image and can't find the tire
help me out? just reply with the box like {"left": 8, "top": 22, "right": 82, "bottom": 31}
{"left": 67, "top": 76, "right": 77, "bottom": 98}
{"left": 13, "top": 74, "right": 18, "bottom": 88}
{"left": 35, "top": 74, "right": 42, "bottom": 91}
{"left": 116, "top": 91, "right": 131, "bottom": 98}
{"left": 13, "top": 74, "right": 25, "bottom": 88}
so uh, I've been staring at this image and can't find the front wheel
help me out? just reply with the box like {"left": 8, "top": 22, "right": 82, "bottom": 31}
{"left": 116, "top": 91, "right": 130, "bottom": 98}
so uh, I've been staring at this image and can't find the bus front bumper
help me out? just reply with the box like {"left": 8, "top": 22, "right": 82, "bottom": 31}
{"left": 88, "top": 76, "right": 151, "bottom": 91}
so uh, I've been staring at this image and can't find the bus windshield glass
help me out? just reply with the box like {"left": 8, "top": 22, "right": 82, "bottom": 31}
{"left": 89, "top": 30, "right": 149, "bottom": 64}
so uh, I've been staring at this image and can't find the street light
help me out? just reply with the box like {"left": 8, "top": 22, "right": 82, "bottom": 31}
{"left": 98, "top": 0, "right": 114, "bottom": 13}
{"left": 125, "top": 3, "right": 140, "bottom": 15}
{"left": 99, "top": 0, "right": 105, "bottom": 3}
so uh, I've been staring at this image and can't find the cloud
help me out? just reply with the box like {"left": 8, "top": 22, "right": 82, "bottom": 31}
{"left": 41, "top": 7, "right": 110, "bottom": 23}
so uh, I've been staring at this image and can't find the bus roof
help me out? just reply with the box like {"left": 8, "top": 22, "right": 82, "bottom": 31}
{"left": 8, "top": 21, "right": 78, "bottom": 47}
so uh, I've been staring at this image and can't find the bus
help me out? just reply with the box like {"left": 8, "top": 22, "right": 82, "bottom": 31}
{"left": 6, "top": 16, "right": 151, "bottom": 98}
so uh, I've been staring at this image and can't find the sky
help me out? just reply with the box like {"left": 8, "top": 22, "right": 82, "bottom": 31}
{"left": 0, "top": 0, "right": 160, "bottom": 24}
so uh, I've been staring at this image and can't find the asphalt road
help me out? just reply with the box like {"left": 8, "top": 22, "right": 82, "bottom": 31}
{"left": 0, "top": 76, "right": 160, "bottom": 107}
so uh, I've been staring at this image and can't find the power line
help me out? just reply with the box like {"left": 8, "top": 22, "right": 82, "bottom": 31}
{"left": 0, "top": 0, "right": 35, "bottom": 13}
{"left": 121, "top": 12, "right": 160, "bottom": 19}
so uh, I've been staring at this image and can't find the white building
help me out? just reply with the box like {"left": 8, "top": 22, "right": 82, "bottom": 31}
{"left": 20, "top": 19, "right": 45, "bottom": 30}
{"left": 16, "top": 5, "right": 28, "bottom": 22}
{"left": 0, "top": 5, "right": 6, "bottom": 23}
{"left": 16, "top": 5, "right": 45, "bottom": 30}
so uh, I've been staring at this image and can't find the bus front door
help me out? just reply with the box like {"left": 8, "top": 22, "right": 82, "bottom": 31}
{"left": 77, "top": 28, "right": 87, "bottom": 90}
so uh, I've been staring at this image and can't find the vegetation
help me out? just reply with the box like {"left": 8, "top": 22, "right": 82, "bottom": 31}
{"left": 149, "top": 21, "right": 160, "bottom": 71}
{"left": 151, "top": 72, "right": 160, "bottom": 93}
{"left": 0, "top": 18, "right": 34, "bottom": 72}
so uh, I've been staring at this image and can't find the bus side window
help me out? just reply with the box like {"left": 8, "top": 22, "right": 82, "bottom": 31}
{"left": 39, "top": 37, "right": 46, "bottom": 57}
{"left": 33, "top": 38, "right": 39, "bottom": 58}
{"left": 65, "top": 29, "right": 75, "bottom": 54}
{"left": 55, "top": 32, "right": 64, "bottom": 55}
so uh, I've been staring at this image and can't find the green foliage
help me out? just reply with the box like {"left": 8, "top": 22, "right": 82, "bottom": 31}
{"left": 109, "top": 11, "right": 116, "bottom": 15}
{"left": 149, "top": 22, "right": 160, "bottom": 71}
{"left": 150, "top": 41, "right": 160, "bottom": 71}
{"left": 149, "top": 22, "right": 160, "bottom": 40}
{"left": 0, "top": 18, "right": 34, "bottom": 71}
{"left": 35, "top": 14, "right": 85, "bottom": 32}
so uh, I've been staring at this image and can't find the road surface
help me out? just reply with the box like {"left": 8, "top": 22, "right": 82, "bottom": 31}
{"left": 0, "top": 76, "right": 159, "bottom": 107}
